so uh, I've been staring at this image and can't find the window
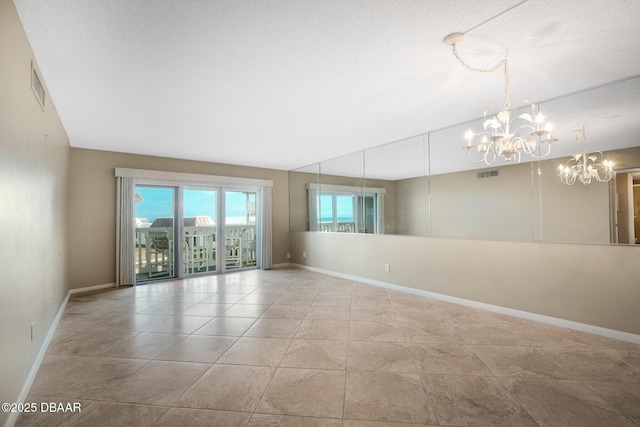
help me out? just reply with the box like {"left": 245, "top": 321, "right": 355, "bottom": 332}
{"left": 307, "top": 183, "right": 385, "bottom": 233}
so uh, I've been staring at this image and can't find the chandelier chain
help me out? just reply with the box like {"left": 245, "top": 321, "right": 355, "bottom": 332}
{"left": 451, "top": 42, "right": 510, "bottom": 107}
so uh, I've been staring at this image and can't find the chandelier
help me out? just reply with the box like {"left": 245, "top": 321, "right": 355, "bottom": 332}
{"left": 443, "top": 32, "right": 558, "bottom": 165}
{"left": 559, "top": 125, "right": 614, "bottom": 185}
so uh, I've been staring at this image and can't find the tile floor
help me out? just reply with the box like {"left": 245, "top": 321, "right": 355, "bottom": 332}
{"left": 17, "top": 268, "right": 640, "bottom": 426}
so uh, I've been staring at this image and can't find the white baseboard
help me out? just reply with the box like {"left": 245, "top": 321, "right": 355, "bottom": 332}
{"left": 5, "top": 291, "right": 71, "bottom": 427}
{"left": 270, "top": 263, "right": 291, "bottom": 269}
{"left": 6, "top": 282, "right": 117, "bottom": 427}
{"left": 292, "top": 263, "right": 640, "bottom": 345}
{"left": 69, "top": 282, "right": 116, "bottom": 295}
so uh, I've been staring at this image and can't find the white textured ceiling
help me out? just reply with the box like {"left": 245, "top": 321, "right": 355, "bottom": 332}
{"left": 13, "top": 0, "right": 640, "bottom": 172}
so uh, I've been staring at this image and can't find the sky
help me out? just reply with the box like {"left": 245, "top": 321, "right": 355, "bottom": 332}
{"left": 318, "top": 194, "right": 355, "bottom": 222}
{"left": 135, "top": 187, "right": 251, "bottom": 223}
{"left": 136, "top": 187, "right": 356, "bottom": 224}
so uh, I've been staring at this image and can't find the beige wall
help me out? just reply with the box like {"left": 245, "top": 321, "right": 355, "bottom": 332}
{"left": 290, "top": 232, "right": 640, "bottom": 336}
{"left": 0, "top": 0, "right": 70, "bottom": 424}
{"left": 68, "top": 148, "right": 290, "bottom": 289}
{"left": 400, "top": 157, "right": 612, "bottom": 243}
{"left": 430, "top": 163, "right": 537, "bottom": 240}
{"left": 393, "top": 176, "right": 428, "bottom": 236}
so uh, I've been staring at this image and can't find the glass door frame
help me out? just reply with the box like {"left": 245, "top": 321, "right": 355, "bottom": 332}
{"left": 134, "top": 180, "right": 264, "bottom": 283}
{"left": 134, "top": 184, "right": 179, "bottom": 283}
{"left": 181, "top": 186, "right": 220, "bottom": 276}
{"left": 221, "top": 187, "right": 262, "bottom": 273}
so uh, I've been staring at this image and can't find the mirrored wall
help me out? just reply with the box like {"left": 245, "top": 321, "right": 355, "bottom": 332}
{"left": 290, "top": 76, "right": 640, "bottom": 245}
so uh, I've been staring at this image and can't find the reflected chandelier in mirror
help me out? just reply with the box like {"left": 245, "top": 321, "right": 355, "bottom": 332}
{"left": 559, "top": 124, "right": 614, "bottom": 185}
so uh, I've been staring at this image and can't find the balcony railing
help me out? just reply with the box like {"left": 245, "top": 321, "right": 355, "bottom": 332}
{"left": 135, "top": 224, "right": 257, "bottom": 280}
{"left": 318, "top": 221, "right": 356, "bottom": 233}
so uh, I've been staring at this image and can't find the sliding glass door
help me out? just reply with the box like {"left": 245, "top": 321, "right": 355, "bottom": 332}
{"left": 116, "top": 168, "right": 273, "bottom": 286}
{"left": 184, "top": 188, "right": 218, "bottom": 275}
{"left": 133, "top": 184, "right": 261, "bottom": 283}
{"left": 134, "top": 186, "right": 177, "bottom": 282}
{"left": 225, "top": 190, "right": 258, "bottom": 270}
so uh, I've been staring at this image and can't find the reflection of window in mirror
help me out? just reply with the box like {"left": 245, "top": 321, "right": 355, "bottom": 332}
{"left": 306, "top": 184, "right": 385, "bottom": 233}
{"left": 317, "top": 193, "right": 355, "bottom": 232}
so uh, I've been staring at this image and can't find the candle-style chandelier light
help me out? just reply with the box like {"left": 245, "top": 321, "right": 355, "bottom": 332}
{"left": 443, "top": 32, "right": 558, "bottom": 165}
{"left": 559, "top": 124, "right": 614, "bottom": 185}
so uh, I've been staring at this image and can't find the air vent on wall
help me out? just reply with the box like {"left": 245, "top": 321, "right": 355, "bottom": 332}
{"left": 31, "top": 61, "right": 45, "bottom": 110}
{"left": 477, "top": 170, "right": 499, "bottom": 179}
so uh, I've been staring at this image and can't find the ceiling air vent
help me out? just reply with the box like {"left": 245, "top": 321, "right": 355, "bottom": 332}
{"left": 477, "top": 170, "right": 499, "bottom": 179}
{"left": 31, "top": 61, "right": 45, "bottom": 110}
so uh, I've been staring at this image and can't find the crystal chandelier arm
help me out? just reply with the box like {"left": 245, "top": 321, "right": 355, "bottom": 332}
{"left": 594, "top": 170, "right": 608, "bottom": 182}
{"left": 558, "top": 163, "right": 578, "bottom": 185}
{"left": 564, "top": 175, "right": 577, "bottom": 185}
{"left": 599, "top": 170, "right": 615, "bottom": 182}
{"left": 591, "top": 156, "right": 615, "bottom": 182}
{"left": 526, "top": 143, "right": 552, "bottom": 159}
{"left": 463, "top": 129, "right": 502, "bottom": 165}
{"left": 466, "top": 149, "right": 489, "bottom": 164}
{"left": 465, "top": 143, "right": 496, "bottom": 164}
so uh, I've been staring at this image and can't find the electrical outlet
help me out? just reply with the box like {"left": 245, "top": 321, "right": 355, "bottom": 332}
{"left": 287, "top": 252, "right": 291, "bottom": 259}
{"left": 384, "top": 263, "right": 390, "bottom": 272}
{"left": 303, "top": 251, "right": 306, "bottom": 258}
